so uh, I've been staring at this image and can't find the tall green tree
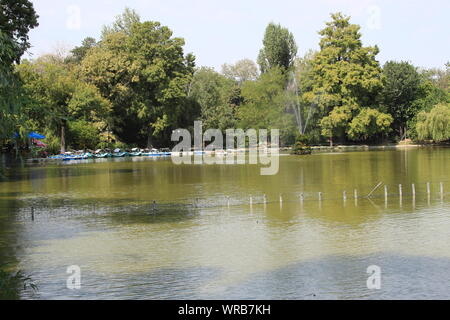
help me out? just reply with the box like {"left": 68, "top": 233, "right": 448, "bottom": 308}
{"left": 257, "top": 23, "right": 297, "bottom": 73}
{"left": 17, "top": 59, "right": 111, "bottom": 152}
{"left": 0, "top": 0, "right": 39, "bottom": 62}
{"left": 381, "top": 61, "right": 423, "bottom": 139}
{"left": 310, "top": 13, "right": 389, "bottom": 145}
{"left": 0, "top": 32, "right": 20, "bottom": 140}
{"left": 0, "top": 0, "right": 38, "bottom": 142}
{"left": 80, "top": 12, "right": 196, "bottom": 147}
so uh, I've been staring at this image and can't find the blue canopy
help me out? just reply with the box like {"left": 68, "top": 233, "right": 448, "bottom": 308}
{"left": 28, "top": 132, "right": 46, "bottom": 139}
{"left": 13, "top": 132, "right": 46, "bottom": 139}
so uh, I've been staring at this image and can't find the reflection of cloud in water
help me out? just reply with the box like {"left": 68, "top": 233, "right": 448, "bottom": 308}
{"left": 214, "top": 254, "right": 450, "bottom": 300}
{"left": 22, "top": 254, "right": 450, "bottom": 299}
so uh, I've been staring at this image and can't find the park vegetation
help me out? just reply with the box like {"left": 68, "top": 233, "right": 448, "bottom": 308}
{"left": 1, "top": 3, "right": 449, "bottom": 155}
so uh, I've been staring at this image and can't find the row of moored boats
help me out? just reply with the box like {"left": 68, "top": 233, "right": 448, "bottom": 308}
{"left": 49, "top": 148, "right": 172, "bottom": 161}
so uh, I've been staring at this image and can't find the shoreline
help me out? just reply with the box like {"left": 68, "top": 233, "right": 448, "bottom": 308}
{"left": 17, "top": 143, "right": 447, "bottom": 164}
{"left": 0, "top": 144, "right": 450, "bottom": 164}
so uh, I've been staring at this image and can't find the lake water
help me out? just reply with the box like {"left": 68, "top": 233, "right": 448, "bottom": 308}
{"left": 1, "top": 147, "right": 450, "bottom": 299}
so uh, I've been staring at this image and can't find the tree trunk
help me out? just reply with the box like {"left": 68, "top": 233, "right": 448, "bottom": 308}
{"left": 60, "top": 122, "right": 66, "bottom": 154}
{"left": 147, "top": 127, "right": 153, "bottom": 149}
{"left": 329, "top": 135, "right": 333, "bottom": 147}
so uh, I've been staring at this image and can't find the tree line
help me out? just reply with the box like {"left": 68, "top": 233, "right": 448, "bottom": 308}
{"left": 1, "top": 3, "right": 449, "bottom": 155}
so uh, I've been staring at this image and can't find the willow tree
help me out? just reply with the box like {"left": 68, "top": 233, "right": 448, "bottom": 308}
{"left": 416, "top": 103, "right": 450, "bottom": 142}
{"left": 310, "top": 13, "right": 390, "bottom": 145}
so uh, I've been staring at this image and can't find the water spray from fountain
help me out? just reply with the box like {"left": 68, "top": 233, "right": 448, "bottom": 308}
{"left": 285, "top": 71, "right": 319, "bottom": 136}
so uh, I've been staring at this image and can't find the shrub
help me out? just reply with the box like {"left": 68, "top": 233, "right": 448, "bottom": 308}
{"left": 0, "top": 269, "right": 38, "bottom": 300}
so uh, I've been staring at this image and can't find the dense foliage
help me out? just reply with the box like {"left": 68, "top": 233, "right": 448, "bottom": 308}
{"left": 0, "top": 269, "right": 37, "bottom": 300}
{"left": 257, "top": 23, "right": 297, "bottom": 73}
{"left": 416, "top": 103, "right": 450, "bottom": 142}
{"left": 0, "top": 0, "right": 38, "bottom": 143}
{"left": 1, "top": 7, "right": 449, "bottom": 154}
{"left": 310, "top": 13, "right": 391, "bottom": 146}
{"left": 79, "top": 9, "right": 196, "bottom": 147}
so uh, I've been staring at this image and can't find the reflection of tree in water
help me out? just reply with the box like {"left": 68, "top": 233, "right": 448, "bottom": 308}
{"left": 18, "top": 196, "right": 198, "bottom": 228}
{"left": 0, "top": 199, "right": 37, "bottom": 299}
{"left": 93, "top": 200, "right": 198, "bottom": 226}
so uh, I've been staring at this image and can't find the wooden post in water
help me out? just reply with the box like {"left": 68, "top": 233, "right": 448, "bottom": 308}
{"left": 250, "top": 196, "right": 253, "bottom": 207}
{"left": 427, "top": 182, "right": 431, "bottom": 205}
{"left": 279, "top": 194, "right": 283, "bottom": 204}
{"left": 399, "top": 184, "right": 403, "bottom": 207}
{"left": 354, "top": 189, "right": 358, "bottom": 206}
{"left": 300, "top": 193, "right": 304, "bottom": 210}
{"left": 384, "top": 185, "right": 388, "bottom": 208}
{"left": 31, "top": 206, "right": 34, "bottom": 221}
{"left": 318, "top": 192, "right": 322, "bottom": 210}
{"left": 440, "top": 182, "right": 444, "bottom": 200}
{"left": 342, "top": 191, "right": 346, "bottom": 207}
{"left": 412, "top": 184, "right": 416, "bottom": 198}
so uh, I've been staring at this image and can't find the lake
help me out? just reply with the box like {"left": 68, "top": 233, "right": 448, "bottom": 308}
{"left": 1, "top": 147, "right": 450, "bottom": 299}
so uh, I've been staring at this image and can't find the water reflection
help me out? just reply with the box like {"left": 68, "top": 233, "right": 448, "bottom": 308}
{"left": 217, "top": 253, "right": 450, "bottom": 300}
{"left": 1, "top": 148, "right": 450, "bottom": 299}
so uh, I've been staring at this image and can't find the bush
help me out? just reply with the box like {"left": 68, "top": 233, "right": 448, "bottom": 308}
{"left": 67, "top": 120, "right": 100, "bottom": 150}
{"left": 0, "top": 269, "right": 38, "bottom": 300}
{"left": 291, "top": 135, "right": 312, "bottom": 155}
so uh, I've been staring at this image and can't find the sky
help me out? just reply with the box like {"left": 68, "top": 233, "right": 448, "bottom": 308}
{"left": 26, "top": 0, "right": 450, "bottom": 70}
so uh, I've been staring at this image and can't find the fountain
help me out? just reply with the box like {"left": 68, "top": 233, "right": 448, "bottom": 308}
{"left": 285, "top": 71, "right": 320, "bottom": 136}
{"left": 285, "top": 71, "right": 319, "bottom": 154}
